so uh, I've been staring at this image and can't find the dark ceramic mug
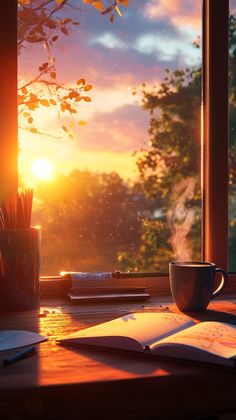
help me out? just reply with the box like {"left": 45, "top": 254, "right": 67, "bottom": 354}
{"left": 169, "top": 261, "right": 228, "bottom": 312}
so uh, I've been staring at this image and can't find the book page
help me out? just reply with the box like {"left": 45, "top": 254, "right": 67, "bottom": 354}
{"left": 152, "top": 322, "right": 236, "bottom": 359}
{"left": 0, "top": 330, "right": 46, "bottom": 351}
{"left": 59, "top": 312, "right": 195, "bottom": 350}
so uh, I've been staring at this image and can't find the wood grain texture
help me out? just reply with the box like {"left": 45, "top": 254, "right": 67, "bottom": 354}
{"left": 0, "top": 297, "right": 236, "bottom": 419}
{"left": 203, "top": 0, "right": 229, "bottom": 269}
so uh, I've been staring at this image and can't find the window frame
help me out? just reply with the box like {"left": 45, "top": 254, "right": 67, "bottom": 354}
{"left": 0, "top": 1, "right": 18, "bottom": 201}
{"left": 1, "top": 0, "right": 236, "bottom": 296}
{"left": 202, "top": 0, "right": 236, "bottom": 294}
{"left": 203, "top": 0, "right": 228, "bottom": 270}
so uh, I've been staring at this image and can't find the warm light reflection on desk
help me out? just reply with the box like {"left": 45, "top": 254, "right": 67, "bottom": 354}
{"left": 38, "top": 307, "right": 76, "bottom": 340}
{"left": 36, "top": 304, "right": 171, "bottom": 387}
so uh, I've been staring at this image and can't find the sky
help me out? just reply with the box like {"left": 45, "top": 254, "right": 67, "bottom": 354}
{"left": 18, "top": 0, "right": 202, "bottom": 186}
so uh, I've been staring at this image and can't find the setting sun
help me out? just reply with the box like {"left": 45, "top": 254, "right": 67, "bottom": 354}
{"left": 31, "top": 158, "right": 53, "bottom": 180}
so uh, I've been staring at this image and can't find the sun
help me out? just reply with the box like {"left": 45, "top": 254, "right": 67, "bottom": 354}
{"left": 31, "top": 158, "right": 53, "bottom": 180}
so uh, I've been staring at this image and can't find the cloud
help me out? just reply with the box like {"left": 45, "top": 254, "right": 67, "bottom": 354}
{"left": 20, "top": 0, "right": 200, "bottom": 92}
{"left": 230, "top": 0, "right": 236, "bottom": 15}
{"left": 134, "top": 31, "right": 201, "bottom": 66}
{"left": 53, "top": 35, "right": 167, "bottom": 90}
{"left": 144, "top": 0, "right": 201, "bottom": 29}
{"left": 90, "top": 33, "right": 127, "bottom": 49}
{"left": 89, "top": 29, "right": 200, "bottom": 67}
{"left": 76, "top": 104, "right": 149, "bottom": 153}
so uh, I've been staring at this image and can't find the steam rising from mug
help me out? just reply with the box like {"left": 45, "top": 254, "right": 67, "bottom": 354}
{"left": 167, "top": 177, "right": 197, "bottom": 261}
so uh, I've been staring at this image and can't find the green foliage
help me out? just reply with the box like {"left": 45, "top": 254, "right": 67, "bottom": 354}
{"left": 135, "top": 67, "right": 201, "bottom": 201}
{"left": 124, "top": 15, "right": 236, "bottom": 272}
{"left": 124, "top": 66, "right": 201, "bottom": 270}
{"left": 118, "top": 219, "right": 172, "bottom": 272}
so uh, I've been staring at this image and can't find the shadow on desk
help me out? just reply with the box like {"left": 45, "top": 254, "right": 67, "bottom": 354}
{"left": 58, "top": 343, "right": 162, "bottom": 375}
{"left": 188, "top": 309, "right": 236, "bottom": 324}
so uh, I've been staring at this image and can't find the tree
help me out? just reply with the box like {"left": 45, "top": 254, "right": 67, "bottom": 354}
{"left": 18, "top": 0, "right": 129, "bottom": 137}
{"left": 32, "top": 170, "right": 146, "bottom": 273}
{"left": 121, "top": 14, "right": 236, "bottom": 272}
{"left": 135, "top": 67, "right": 201, "bottom": 200}
{"left": 118, "top": 67, "right": 201, "bottom": 271}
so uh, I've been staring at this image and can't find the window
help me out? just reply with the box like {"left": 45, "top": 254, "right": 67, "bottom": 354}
{"left": 18, "top": 0, "right": 202, "bottom": 276}
{"left": 0, "top": 1, "right": 235, "bottom": 294}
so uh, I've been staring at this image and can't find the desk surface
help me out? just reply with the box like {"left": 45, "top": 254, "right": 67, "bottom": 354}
{"left": 0, "top": 297, "right": 236, "bottom": 420}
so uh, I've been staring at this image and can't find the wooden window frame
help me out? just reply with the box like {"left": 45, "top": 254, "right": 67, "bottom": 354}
{"left": 203, "top": 0, "right": 236, "bottom": 295}
{"left": 203, "top": 0, "right": 228, "bottom": 269}
{"left": 1, "top": 0, "right": 235, "bottom": 296}
{"left": 0, "top": 1, "right": 18, "bottom": 200}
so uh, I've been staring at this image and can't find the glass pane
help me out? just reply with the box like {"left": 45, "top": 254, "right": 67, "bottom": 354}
{"left": 18, "top": 0, "right": 202, "bottom": 275}
{"left": 229, "top": 0, "right": 236, "bottom": 272}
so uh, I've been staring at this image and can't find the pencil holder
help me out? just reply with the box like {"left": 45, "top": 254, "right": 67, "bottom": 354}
{"left": 0, "top": 227, "right": 41, "bottom": 311}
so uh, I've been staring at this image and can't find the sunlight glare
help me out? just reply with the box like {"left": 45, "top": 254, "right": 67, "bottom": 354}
{"left": 31, "top": 158, "right": 53, "bottom": 181}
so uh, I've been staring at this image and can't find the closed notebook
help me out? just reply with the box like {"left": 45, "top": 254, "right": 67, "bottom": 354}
{"left": 58, "top": 312, "right": 236, "bottom": 367}
{"left": 67, "top": 287, "right": 150, "bottom": 302}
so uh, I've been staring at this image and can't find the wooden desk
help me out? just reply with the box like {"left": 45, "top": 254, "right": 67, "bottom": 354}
{"left": 0, "top": 297, "right": 236, "bottom": 420}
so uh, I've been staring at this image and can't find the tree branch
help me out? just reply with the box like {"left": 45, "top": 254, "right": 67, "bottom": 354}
{"left": 19, "top": 126, "right": 62, "bottom": 139}
{"left": 18, "top": 72, "right": 44, "bottom": 91}
{"left": 49, "top": 0, "right": 69, "bottom": 18}
{"left": 32, "top": 0, "right": 55, "bottom": 13}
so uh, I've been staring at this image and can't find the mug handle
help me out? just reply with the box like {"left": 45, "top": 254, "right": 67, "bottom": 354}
{"left": 212, "top": 268, "right": 228, "bottom": 298}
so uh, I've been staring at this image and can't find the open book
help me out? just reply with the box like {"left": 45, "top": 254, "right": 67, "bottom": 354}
{"left": 58, "top": 312, "right": 236, "bottom": 367}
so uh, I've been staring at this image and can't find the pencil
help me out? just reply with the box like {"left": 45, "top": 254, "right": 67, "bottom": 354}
{"left": 3, "top": 346, "right": 37, "bottom": 366}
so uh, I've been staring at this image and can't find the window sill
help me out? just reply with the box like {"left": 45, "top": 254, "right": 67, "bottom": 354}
{"left": 40, "top": 274, "right": 236, "bottom": 299}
